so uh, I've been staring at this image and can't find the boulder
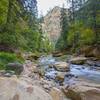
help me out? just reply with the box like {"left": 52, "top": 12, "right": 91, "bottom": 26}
{"left": 53, "top": 62, "right": 70, "bottom": 72}
{"left": 50, "top": 87, "right": 64, "bottom": 100}
{"left": 55, "top": 72, "right": 66, "bottom": 82}
{"left": 63, "top": 81, "right": 100, "bottom": 100}
{"left": 79, "top": 45, "right": 100, "bottom": 59}
{"left": 27, "top": 53, "right": 40, "bottom": 60}
{"left": 70, "top": 57, "right": 88, "bottom": 65}
{"left": 6, "top": 63, "right": 23, "bottom": 75}
{"left": 53, "top": 52, "right": 63, "bottom": 57}
{"left": 0, "top": 77, "right": 52, "bottom": 100}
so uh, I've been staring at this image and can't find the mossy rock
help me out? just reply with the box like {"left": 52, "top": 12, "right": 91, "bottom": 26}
{"left": 6, "top": 63, "right": 23, "bottom": 75}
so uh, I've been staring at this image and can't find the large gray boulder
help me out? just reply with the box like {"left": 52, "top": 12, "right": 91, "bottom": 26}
{"left": 0, "top": 77, "right": 52, "bottom": 100}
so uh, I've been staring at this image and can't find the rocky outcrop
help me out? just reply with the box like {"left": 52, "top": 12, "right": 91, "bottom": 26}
{"left": 42, "top": 6, "right": 68, "bottom": 43}
{"left": 0, "top": 77, "right": 52, "bottom": 100}
{"left": 50, "top": 87, "right": 64, "bottom": 100}
{"left": 79, "top": 45, "right": 100, "bottom": 59}
{"left": 63, "top": 80, "right": 100, "bottom": 100}
{"left": 50, "top": 87, "right": 70, "bottom": 100}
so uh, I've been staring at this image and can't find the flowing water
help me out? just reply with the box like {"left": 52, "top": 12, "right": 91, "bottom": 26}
{"left": 38, "top": 55, "right": 100, "bottom": 84}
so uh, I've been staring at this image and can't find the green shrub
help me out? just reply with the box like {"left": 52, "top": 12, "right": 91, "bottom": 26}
{"left": 80, "top": 28, "right": 95, "bottom": 45}
{"left": 67, "top": 22, "right": 95, "bottom": 47}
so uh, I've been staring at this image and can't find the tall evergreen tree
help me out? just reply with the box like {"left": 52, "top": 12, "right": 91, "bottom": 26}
{"left": 55, "top": 5, "right": 69, "bottom": 50}
{"left": 0, "top": 0, "right": 41, "bottom": 52}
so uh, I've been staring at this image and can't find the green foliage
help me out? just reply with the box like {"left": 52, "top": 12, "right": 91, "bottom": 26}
{"left": 67, "top": 31, "right": 74, "bottom": 46}
{"left": 55, "top": 6, "right": 69, "bottom": 51}
{"left": 21, "top": 29, "right": 41, "bottom": 51}
{"left": 67, "top": 22, "right": 95, "bottom": 47}
{"left": 0, "top": 0, "right": 8, "bottom": 25}
{"left": 0, "top": 0, "right": 50, "bottom": 53}
{"left": 0, "top": 32, "right": 17, "bottom": 45}
{"left": 55, "top": 37, "right": 65, "bottom": 50}
{"left": 56, "top": 0, "right": 99, "bottom": 52}
{"left": 67, "top": 22, "right": 81, "bottom": 46}
{"left": 80, "top": 28, "right": 95, "bottom": 45}
{"left": 39, "top": 33, "right": 54, "bottom": 53}
{"left": 0, "top": 52, "right": 24, "bottom": 70}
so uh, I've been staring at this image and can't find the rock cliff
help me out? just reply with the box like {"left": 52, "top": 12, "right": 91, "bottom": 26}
{"left": 42, "top": 6, "right": 68, "bottom": 43}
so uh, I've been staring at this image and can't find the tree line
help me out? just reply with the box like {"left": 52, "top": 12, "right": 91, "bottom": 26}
{"left": 0, "top": 0, "right": 53, "bottom": 53}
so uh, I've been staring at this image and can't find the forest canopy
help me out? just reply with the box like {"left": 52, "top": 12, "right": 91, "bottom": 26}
{"left": 0, "top": 0, "right": 100, "bottom": 54}
{"left": 0, "top": 0, "right": 53, "bottom": 53}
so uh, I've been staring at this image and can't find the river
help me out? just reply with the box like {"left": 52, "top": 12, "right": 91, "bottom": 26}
{"left": 38, "top": 55, "right": 100, "bottom": 84}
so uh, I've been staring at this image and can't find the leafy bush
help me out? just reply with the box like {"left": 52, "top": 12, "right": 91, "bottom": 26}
{"left": 67, "top": 22, "right": 82, "bottom": 46}
{"left": 67, "top": 22, "right": 95, "bottom": 47}
{"left": 80, "top": 28, "right": 95, "bottom": 45}
{"left": 0, "top": 0, "right": 8, "bottom": 25}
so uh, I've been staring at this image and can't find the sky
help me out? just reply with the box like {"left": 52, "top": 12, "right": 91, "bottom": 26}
{"left": 37, "top": 0, "right": 67, "bottom": 16}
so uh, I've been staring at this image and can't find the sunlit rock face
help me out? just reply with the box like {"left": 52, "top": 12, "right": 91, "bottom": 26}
{"left": 42, "top": 6, "right": 68, "bottom": 43}
{"left": 0, "top": 77, "right": 52, "bottom": 100}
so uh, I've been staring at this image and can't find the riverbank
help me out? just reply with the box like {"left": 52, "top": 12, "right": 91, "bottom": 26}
{"left": 0, "top": 53, "right": 100, "bottom": 100}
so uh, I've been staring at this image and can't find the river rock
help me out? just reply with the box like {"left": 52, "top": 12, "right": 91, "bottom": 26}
{"left": 50, "top": 87, "right": 64, "bottom": 100}
{"left": 70, "top": 57, "right": 88, "bottom": 65}
{"left": 63, "top": 81, "right": 100, "bottom": 100}
{"left": 86, "top": 60, "right": 100, "bottom": 67}
{"left": 80, "top": 45, "right": 100, "bottom": 59}
{"left": 23, "top": 52, "right": 40, "bottom": 61}
{"left": 52, "top": 52, "right": 63, "bottom": 57}
{"left": 6, "top": 63, "right": 23, "bottom": 75}
{"left": 22, "top": 60, "right": 39, "bottom": 77}
{"left": 0, "top": 70, "right": 15, "bottom": 77}
{"left": 55, "top": 72, "right": 66, "bottom": 82}
{"left": 0, "top": 77, "right": 52, "bottom": 100}
{"left": 86, "top": 60, "right": 95, "bottom": 66}
{"left": 28, "top": 54, "right": 39, "bottom": 60}
{"left": 53, "top": 62, "right": 70, "bottom": 72}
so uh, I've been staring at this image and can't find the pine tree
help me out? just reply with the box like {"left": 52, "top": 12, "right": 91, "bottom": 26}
{"left": 55, "top": 5, "right": 69, "bottom": 50}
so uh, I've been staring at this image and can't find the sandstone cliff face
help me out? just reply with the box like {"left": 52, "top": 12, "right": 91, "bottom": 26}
{"left": 42, "top": 7, "right": 62, "bottom": 43}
